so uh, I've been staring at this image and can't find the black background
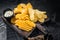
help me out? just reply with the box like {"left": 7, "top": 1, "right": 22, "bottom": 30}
{"left": 0, "top": 0, "right": 60, "bottom": 40}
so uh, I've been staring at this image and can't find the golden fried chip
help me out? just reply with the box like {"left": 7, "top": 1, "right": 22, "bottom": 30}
{"left": 20, "top": 8, "right": 28, "bottom": 14}
{"left": 38, "top": 19, "right": 45, "bottom": 23}
{"left": 11, "top": 17, "right": 16, "bottom": 24}
{"left": 27, "top": 3, "right": 33, "bottom": 9}
{"left": 25, "top": 20, "right": 36, "bottom": 27}
{"left": 34, "top": 15, "right": 38, "bottom": 22}
{"left": 15, "top": 14, "right": 29, "bottom": 20}
{"left": 44, "top": 15, "right": 48, "bottom": 18}
{"left": 28, "top": 8, "right": 35, "bottom": 21}
{"left": 13, "top": 8, "right": 20, "bottom": 13}
{"left": 15, "top": 20, "right": 34, "bottom": 31}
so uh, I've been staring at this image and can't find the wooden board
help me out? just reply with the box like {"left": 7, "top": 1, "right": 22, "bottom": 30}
{"left": 1, "top": 16, "right": 36, "bottom": 38}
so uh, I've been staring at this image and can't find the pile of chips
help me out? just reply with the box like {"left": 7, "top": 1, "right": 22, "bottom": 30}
{"left": 11, "top": 3, "right": 47, "bottom": 32}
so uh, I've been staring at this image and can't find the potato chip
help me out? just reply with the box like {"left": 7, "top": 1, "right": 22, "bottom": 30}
{"left": 15, "top": 20, "right": 34, "bottom": 31}
{"left": 11, "top": 17, "right": 16, "bottom": 24}
{"left": 38, "top": 19, "right": 45, "bottom": 23}
{"left": 27, "top": 3, "right": 33, "bottom": 9}
{"left": 28, "top": 8, "right": 35, "bottom": 21}
{"left": 25, "top": 20, "right": 36, "bottom": 27}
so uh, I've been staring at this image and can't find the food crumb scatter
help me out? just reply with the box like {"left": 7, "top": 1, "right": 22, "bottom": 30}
{"left": 11, "top": 3, "right": 48, "bottom": 32}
